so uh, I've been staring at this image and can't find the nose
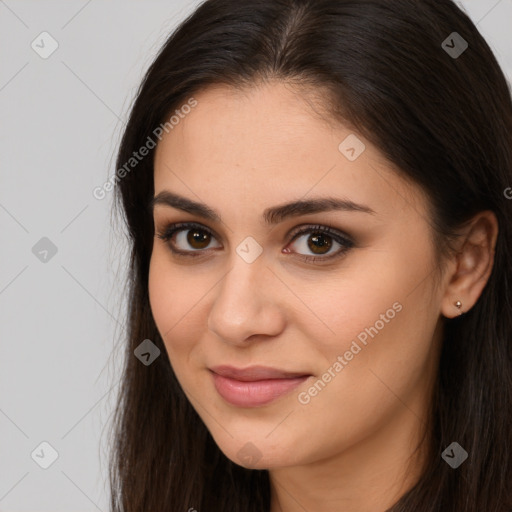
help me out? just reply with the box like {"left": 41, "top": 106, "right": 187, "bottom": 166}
{"left": 207, "top": 253, "right": 286, "bottom": 346}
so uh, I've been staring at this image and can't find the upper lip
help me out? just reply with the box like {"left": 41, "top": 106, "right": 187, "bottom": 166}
{"left": 210, "top": 365, "right": 311, "bottom": 382}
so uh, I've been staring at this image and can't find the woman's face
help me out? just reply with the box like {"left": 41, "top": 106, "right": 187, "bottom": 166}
{"left": 148, "top": 81, "right": 444, "bottom": 470}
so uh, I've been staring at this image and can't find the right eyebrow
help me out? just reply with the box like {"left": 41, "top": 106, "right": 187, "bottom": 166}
{"left": 150, "top": 190, "right": 376, "bottom": 226}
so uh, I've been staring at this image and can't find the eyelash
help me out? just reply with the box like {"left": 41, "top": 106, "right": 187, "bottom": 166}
{"left": 155, "top": 221, "right": 354, "bottom": 264}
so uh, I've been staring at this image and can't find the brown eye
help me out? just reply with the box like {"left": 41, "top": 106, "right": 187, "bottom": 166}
{"left": 186, "top": 228, "right": 211, "bottom": 249}
{"left": 156, "top": 222, "right": 354, "bottom": 263}
{"left": 286, "top": 224, "right": 354, "bottom": 262}
{"left": 156, "top": 222, "right": 221, "bottom": 255}
{"left": 173, "top": 226, "right": 220, "bottom": 252}
{"left": 306, "top": 233, "right": 333, "bottom": 255}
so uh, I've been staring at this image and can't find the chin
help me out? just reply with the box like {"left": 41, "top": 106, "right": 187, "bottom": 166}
{"left": 207, "top": 427, "right": 303, "bottom": 470}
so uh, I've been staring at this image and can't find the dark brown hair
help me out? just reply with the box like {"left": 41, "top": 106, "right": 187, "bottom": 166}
{"left": 108, "top": 0, "right": 512, "bottom": 510}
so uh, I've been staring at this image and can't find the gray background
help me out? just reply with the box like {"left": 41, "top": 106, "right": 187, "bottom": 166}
{"left": 0, "top": 1, "right": 511, "bottom": 510}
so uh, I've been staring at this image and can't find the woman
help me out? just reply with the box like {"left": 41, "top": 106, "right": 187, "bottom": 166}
{"left": 108, "top": 0, "right": 512, "bottom": 510}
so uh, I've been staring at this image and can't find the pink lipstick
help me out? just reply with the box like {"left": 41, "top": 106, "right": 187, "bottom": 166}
{"left": 209, "top": 365, "right": 311, "bottom": 407}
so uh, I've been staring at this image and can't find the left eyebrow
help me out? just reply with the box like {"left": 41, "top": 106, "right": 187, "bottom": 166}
{"left": 262, "top": 196, "right": 376, "bottom": 224}
{"left": 150, "top": 190, "right": 376, "bottom": 226}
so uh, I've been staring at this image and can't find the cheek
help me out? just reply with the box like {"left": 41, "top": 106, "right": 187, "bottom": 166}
{"left": 297, "top": 240, "right": 437, "bottom": 395}
{"left": 148, "top": 251, "right": 205, "bottom": 363}
{"left": 290, "top": 253, "right": 404, "bottom": 360}
{"left": 148, "top": 253, "right": 173, "bottom": 336}
{"left": 285, "top": 282, "right": 435, "bottom": 462}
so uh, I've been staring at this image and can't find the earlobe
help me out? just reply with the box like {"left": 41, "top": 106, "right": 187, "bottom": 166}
{"left": 440, "top": 211, "right": 498, "bottom": 319}
{"left": 441, "top": 299, "right": 464, "bottom": 319}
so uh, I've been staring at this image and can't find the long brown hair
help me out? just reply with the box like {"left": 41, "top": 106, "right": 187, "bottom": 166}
{"left": 108, "top": 0, "right": 512, "bottom": 509}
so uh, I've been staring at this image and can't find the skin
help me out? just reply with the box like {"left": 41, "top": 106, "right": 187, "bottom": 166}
{"left": 148, "top": 81, "right": 498, "bottom": 512}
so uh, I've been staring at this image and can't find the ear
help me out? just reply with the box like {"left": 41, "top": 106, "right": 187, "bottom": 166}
{"left": 441, "top": 210, "right": 498, "bottom": 318}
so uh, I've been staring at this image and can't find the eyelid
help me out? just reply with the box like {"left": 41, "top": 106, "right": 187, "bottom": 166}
{"left": 287, "top": 222, "right": 352, "bottom": 242}
{"left": 155, "top": 221, "right": 221, "bottom": 255}
{"left": 155, "top": 220, "right": 354, "bottom": 261}
{"left": 285, "top": 223, "right": 354, "bottom": 262}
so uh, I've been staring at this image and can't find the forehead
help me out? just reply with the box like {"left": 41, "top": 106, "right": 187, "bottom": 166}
{"left": 152, "top": 81, "right": 427, "bottom": 225}
{"left": 155, "top": 81, "right": 337, "bottom": 167}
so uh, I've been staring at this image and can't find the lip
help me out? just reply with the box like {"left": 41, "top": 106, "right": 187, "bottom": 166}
{"left": 209, "top": 365, "right": 312, "bottom": 407}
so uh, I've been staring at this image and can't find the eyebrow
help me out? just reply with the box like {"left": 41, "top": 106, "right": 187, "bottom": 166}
{"left": 150, "top": 190, "right": 376, "bottom": 225}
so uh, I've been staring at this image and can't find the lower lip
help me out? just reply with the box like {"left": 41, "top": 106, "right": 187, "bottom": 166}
{"left": 211, "top": 372, "right": 310, "bottom": 407}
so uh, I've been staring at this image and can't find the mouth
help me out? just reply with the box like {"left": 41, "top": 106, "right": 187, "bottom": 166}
{"left": 209, "top": 365, "right": 312, "bottom": 407}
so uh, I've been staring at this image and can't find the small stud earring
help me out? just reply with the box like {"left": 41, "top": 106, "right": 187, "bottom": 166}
{"left": 454, "top": 300, "right": 463, "bottom": 315}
